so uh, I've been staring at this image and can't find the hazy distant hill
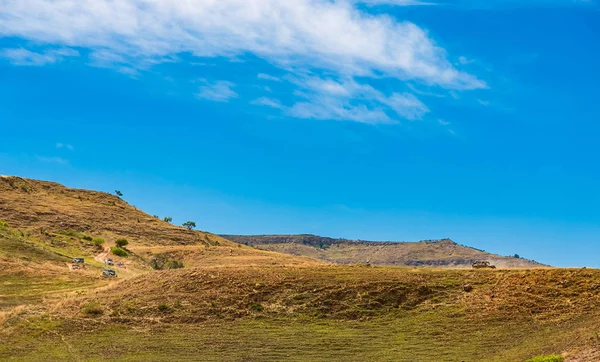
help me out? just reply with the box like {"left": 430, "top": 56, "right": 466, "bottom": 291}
{"left": 221, "top": 234, "right": 546, "bottom": 268}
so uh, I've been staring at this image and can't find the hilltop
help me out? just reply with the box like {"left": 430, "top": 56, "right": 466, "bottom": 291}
{"left": 0, "top": 176, "right": 231, "bottom": 247}
{"left": 0, "top": 176, "right": 320, "bottom": 275}
{"left": 222, "top": 234, "right": 544, "bottom": 268}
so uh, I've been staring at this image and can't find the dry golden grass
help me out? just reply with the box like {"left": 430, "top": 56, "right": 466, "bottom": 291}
{"left": 0, "top": 176, "right": 235, "bottom": 247}
{"left": 1, "top": 176, "right": 599, "bottom": 361}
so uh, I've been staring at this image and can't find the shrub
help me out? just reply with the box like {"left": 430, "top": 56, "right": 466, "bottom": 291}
{"left": 163, "top": 216, "right": 173, "bottom": 223}
{"left": 111, "top": 247, "right": 128, "bottom": 257}
{"left": 58, "top": 230, "right": 82, "bottom": 238}
{"left": 250, "top": 303, "right": 264, "bottom": 312}
{"left": 526, "top": 355, "right": 564, "bottom": 362}
{"left": 82, "top": 235, "right": 93, "bottom": 241}
{"left": 157, "top": 303, "right": 170, "bottom": 312}
{"left": 115, "top": 239, "right": 129, "bottom": 248}
{"left": 0, "top": 221, "right": 9, "bottom": 228}
{"left": 167, "top": 260, "right": 184, "bottom": 269}
{"left": 82, "top": 302, "right": 104, "bottom": 316}
{"left": 92, "top": 237, "right": 105, "bottom": 247}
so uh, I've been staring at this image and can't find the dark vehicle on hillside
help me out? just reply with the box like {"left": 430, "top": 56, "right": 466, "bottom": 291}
{"left": 103, "top": 269, "right": 117, "bottom": 277}
{"left": 472, "top": 261, "right": 496, "bottom": 269}
{"left": 106, "top": 258, "right": 114, "bottom": 266}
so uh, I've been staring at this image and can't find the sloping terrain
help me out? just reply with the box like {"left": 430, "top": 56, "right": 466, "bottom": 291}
{"left": 1, "top": 175, "right": 598, "bottom": 361}
{"left": 222, "top": 234, "right": 544, "bottom": 268}
{"left": 0, "top": 176, "right": 233, "bottom": 247}
{"left": 0, "top": 176, "right": 318, "bottom": 268}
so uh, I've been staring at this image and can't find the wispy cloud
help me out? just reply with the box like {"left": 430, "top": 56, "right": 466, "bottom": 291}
{"left": 437, "top": 119, "right": 456, "bottom": 135}
{"left": 286, "top": 75, "right": 429, "bottom": 123}
{"left": 458, "top": 56, "right": 476, "bottom": 65}
{"left": 56, "top": 142, "right": 74, "bottom": 151}
{"left": 37, "top": 156, "right": 69, "bottom": 165}
{"left": 290, "top": 100, "right": 394, "bottom": 124}
{"left": 257, "top": 73, "right": 281, "bottom": 82}
{"left": 0, "top": 0, "right": 488, "bottom": 124}
{"left": 0, "top": 47, "right": 79, "bottom": 66}
{"left": 252, "top": 75, "right": 429, "bottom": 124}
{"left": 196, "top": 81, "right": 238, "bottom": 103}
{"left": 251, "top": 97, "right": 284, "bottom": 109}
{"left": 356, "top": 0, "right": 435, "bottom": 5}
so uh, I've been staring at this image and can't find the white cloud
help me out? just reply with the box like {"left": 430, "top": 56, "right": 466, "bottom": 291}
{"left": 0, "top": 47, "right": 79, "bottom": 66}
{"left": 250, "top": 75, "right": 429, "bottom": 124}
{"left": 0, "top": 0, "right": 489, "bottom": 124}
{"left": 257, "top": 73, "right": 281, "bottom": 82}
{"left": 437, "top": 119, "right": 455, "bottom": 135}
{"left": 286, "top": 75, "right": 429, "bottom": 123}
{"left": 37, "top": 156, "right": 69, "bottom": 165}
{"left": 56, "top": 143, "right": 74, "bottom": 151}
{"left": 196, "top": 81, "right": 238, "bottom": 102}
{"left": 458, "top": 56, "right": 476, "bottom": 65}
{"left": 289, "top": 100, "right": 394, "bottom": 124}
{"left": 251, "top": 97, "right": 283, "bottom": 109}
{"left": 0, "top": 0, "right": 484, "bottom": 90}
{"left": 477, "top": 99, "right": 490, "bottom": 106}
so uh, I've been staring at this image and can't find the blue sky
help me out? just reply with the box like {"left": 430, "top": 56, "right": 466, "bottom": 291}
{"left": 0, "top": 0, "right": 599, "bottom": 267}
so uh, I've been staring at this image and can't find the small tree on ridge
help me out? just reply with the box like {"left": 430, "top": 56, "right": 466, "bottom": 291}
{"left": 182, "top": 221, "right": 196, "bottom": 231}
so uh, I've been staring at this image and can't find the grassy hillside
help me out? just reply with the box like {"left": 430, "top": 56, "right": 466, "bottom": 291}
{"left": 0, "top": 222, "right": 108, "bottom": 314}
{"left": 1, "top": 176, "right": 598, "bottom": 361}
{"left": 222, "top": 234, "right": 544, "bottom": 268}
{"left": 0, "top": 176, "right": 234, "bottom": 247}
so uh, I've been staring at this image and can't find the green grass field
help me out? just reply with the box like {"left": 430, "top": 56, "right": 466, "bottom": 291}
{"left": 1, "top": 311, "right": 593, "bottom": 361}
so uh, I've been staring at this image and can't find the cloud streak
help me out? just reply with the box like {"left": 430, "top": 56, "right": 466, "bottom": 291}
{"left": 0, "top": 47, "right": 79, "bottom": 66}
{"left": 196, "top": 81, "right": 238, "bottom": 103}
{"left": 56, "top": 142, "right": 74, "bottom": 151}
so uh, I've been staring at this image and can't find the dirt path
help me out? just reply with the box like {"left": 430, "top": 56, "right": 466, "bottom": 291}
{"left": 94, "top": 246, "right": 110, "bottom": 264}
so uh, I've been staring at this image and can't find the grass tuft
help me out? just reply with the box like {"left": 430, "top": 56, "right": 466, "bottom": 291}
{"left": 81, "top": 302, "right": 104, "bottom": 316}
{"left": 250, "top": 303, "right": 264, "bottom": 312}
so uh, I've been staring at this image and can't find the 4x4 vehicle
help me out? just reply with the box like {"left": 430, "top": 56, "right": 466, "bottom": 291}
{"left": 106, "top": 258, "right": 114, "bottom": 266}
{"left": 102, "top": 269, "right": 117, "bottom": 277}
{"left": 472, "top": 261, "right": 496, "bottom": 269}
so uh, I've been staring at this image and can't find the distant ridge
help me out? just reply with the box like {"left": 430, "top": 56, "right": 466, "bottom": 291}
{"left": 221, "top": 234, "right": 547, "bottom": 268}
